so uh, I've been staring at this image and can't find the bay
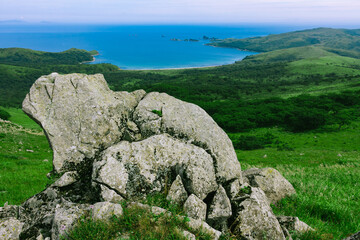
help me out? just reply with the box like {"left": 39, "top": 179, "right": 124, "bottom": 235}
{"left": 0, "top": 24, "right": 305, "bottom": 69}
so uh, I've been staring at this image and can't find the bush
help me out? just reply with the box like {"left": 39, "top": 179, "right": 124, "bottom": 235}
{"left": 0, "top": 108, "right": 10, "bottom": 120}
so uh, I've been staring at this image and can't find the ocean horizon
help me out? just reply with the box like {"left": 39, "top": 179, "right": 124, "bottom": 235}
{"left": 0, "top": 24, "right": 307, "bottom": 69}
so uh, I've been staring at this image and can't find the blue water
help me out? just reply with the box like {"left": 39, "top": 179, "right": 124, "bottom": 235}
{"left": 0, "top": 24, "right": 305, "bottom": 69}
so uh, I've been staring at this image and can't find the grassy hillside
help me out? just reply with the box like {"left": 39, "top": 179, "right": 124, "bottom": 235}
{"left": 209, "top": 27, "right": 360, "bottom": 53}
{"left": 0, "top": 27, "right": 360, "bottom": 239}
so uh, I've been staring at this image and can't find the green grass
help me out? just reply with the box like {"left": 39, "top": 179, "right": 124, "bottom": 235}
{"left": 6, "top": 108, "right": 42, "bottom": 130}
{"left": 64, "top": 194, "right": 213, "bottom": 240}
{"left": 233, "top": 123, "right": 360, "bottom": 239}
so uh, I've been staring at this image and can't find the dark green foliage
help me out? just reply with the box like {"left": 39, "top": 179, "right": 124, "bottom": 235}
{"left": 0, "top": 108, "right": 11, "bottom": 120}
{"left": 232, "top": 132, "right": 275, "bottom": 150}
{"left": 209, "top": 28, "right": 360, "bottom": 53}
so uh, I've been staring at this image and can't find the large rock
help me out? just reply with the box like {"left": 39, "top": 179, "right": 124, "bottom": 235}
{"left": 231, "top": 187, "right": 286, "bottom": 240}
{"left": 242, "top": 168, "right": 296, "bottom": 203}
{"left": 277, "top": 216, "right": 314, "bottom": 234}
{"left": 133, "top": 92, "right": 242, "bottom": 183}
{"left": 7, "top": 73, "right": 310, "bottom": 240}
{"left": 343, "top": 232, "right": 360, "bottom": 240}
{"left": 22, "top": 73, "right": 145, "bottom": 173}
{"left": 92, "top": 134, "right": 217, "bottom": 200}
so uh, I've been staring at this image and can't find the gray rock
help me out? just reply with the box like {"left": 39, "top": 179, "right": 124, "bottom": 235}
{"left": 93, "top": 134, "right": 217, "bottom": 200}
{"left": 22, "top": 73, "right": 144, "bottom": 173}
{"left": 242, "top": 168, "right": 296, "bottom": 203}
{"left": 231, "top": 187, "right": 286, "bottom": 240}
{"left": 343, "top": 232, "right": 360, "bottom": 240}
{"left": 277, "top": 216, "right": 314, "bottom": 234}
{"left": 185, "top": 218, "right": 222, "bottom": 240}
{"left": 183, "top": 194, "right": 207, "bottom": 221}
{"left": 92, "top": 202, "right": 123, "bottom": 222}
{"left": 133, "top": 92, "right": 242, "bottom": 183}
{"left": 0, "top": 218, "right": 24, "bottom": 240}
{"left": 225, "top": 178, "right": 242, "bottom": 200}
{"left": 180, "top": 229, "right": 196, "bottom": 240}
{"left": 51, "top": 203, "right": 89, "bottom": 239}
{"left": 52, "top": 171, "right": 78, "bottom": 187}
{"left": 166, "top": 175, "right": 188, "bottom": 206}
{"left": 207, "top": 185, "right": 232, "bottom": 231}
{"left": 99, "top": 185, "right": 124, "bottom": 203}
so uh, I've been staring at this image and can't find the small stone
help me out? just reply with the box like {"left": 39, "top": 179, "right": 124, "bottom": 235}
{"left": 166, "top": 175, "right": 188, "bottom": 206}
{"left": 180, "top": 229, "right": 196, "bottom": 240}
{"left": 207, "top": 185, "right": 232, "bottom": 231}
{"left": 277, "top": 216, "right": 314, "bottom": 234}
{"left": 242, "top": 168, "right": 296, "bottom": 203}
{"left": 183, "top": 194, "right": 207, "bottom": 221}
{"left": 92, "top": 202, "right": 123, "bottom": 222}
{"left": 43, "top": 159, "right": 49, "bottom": 162}
{"left": 26, "top": 149, "right": 34, "bottom": 152}
{"left": 52, "top": 171, "right": 78, "bottom": 187}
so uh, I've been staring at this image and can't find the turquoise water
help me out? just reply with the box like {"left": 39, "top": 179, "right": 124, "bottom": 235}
{"left": 0, "top": 24, "right": 304, "bottom": 69}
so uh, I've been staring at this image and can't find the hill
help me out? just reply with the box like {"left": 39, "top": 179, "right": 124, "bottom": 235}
{"left": 208, "top": 27, "right": 360, "bottom": 53}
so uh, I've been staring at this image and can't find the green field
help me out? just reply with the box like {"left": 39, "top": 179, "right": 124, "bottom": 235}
{"left": 0, "top": 28, "right": 359, "bottom": 239}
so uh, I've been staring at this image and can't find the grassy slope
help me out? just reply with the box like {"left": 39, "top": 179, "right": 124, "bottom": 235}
{"left": 0, "top": 108, "right": 52, "bottom": 205}
{"left": 209, "top": 27, "right": 360, "bottom": 53}
{"left": 232, "top": 123, "right": 360, "bottom": 239}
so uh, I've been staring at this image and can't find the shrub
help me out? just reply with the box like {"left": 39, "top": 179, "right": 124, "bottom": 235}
{"left": 0, "top": 108, "right": 10, "bottom": 120}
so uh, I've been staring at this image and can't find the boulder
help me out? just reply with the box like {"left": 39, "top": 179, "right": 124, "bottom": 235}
{"left": 231, "top": 187, "right": 286, "bottom": 240}
{"left": 92, "top": 134, "right": 217, "bottom": 200}
{"left": 22, "top": 73, "right": 145, "bottom": 173}
{"left": 133, "top": 92, "right": 242, "bottom": 183}
{"left": 242, "top": 168, "right": 296, "bottom": 203}
{"left": 166, "top": 175, "right": 188, "bottom": 206}
{"left": 183, "top": 194, "right": 207, "bottom": 221}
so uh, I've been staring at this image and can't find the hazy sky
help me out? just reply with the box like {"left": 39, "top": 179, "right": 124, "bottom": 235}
{"left": 1, "top": 0, "right": 360, "bottom": 25}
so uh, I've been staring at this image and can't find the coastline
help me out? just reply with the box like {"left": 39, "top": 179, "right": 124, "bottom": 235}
{"left": 80, "top": 54, "right": 98, "bottom": 64}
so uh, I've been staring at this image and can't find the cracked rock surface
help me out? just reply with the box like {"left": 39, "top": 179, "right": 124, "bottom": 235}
{"left": 0, "top": 73, "right": 311, "bottom": 239}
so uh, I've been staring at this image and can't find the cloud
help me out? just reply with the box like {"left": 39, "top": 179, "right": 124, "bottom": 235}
{"left": 0, "top": 0, "right": 359, "bottom": 24}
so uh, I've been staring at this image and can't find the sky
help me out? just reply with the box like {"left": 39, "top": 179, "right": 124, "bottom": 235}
{"left": 1, "top": 0, "right": 360, "bottom": 26}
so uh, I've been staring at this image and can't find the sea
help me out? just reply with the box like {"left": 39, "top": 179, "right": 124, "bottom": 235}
{"left": 0, "top": 24, "right": 307, "bottom": 70}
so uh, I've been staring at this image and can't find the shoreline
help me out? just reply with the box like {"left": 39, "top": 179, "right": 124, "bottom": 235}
{"left": 80, "top": 54, "right": 98, "bottom": 64}
{"left": 123, "top": 64, "right": 223, "bottom": 71}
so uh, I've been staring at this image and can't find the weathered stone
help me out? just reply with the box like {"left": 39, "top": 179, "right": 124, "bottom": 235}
{"left": 0, "top": 203, "right": 19, "bottom": 219}
{"left": 52, "top": 171, "right": 78, "bottom": 187}
{"left": 0, "top": 218, "right": 24, "bottom": 240}
{"left": 99, "top": 185, "right": 124, "bottom": 203}
{"left": 166, "top": 175, "right": 188, "bottom": 206}
{"left": 185, "top": 218, "right": 222, "bottom": 240}
{"left": 183, "top": 194, "right": 207, "bottom": 221}
{"left": 93, "top": 134, "right": 217, "bottom": 200}
{"left": 133, "top": 92, "right": 242, "bottom": 183}
{"left": 92, "top": 202, "right": 123, "bottom": 222}
{"left": 242, "top": 168, "right": 296, "bottom": 203}
{"left": 277, "top": 216, "right": 314, "bottom": 234}
{"left": 51, "top": 203, "right": 89, "bottom": 239}
{"left": 22, "top": 73, "right": 144, "bottom": 173}
{"left": 179, "top": 229, "right": 196, "bottom": 240}
{"left": 343, "top": 231, "right": 360, "bottom": 240}
{"left": 231, "top": 187, "right": 285, "bottom": 240}
{"left": 225, "top": 178, "right": 242, "bottom": 200}
{"left": 207, "top": 185, "right": 232, "bottom": 231}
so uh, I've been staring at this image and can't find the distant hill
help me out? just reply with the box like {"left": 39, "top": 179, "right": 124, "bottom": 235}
{"left": 209, "top": 28, "right": 360, "bottom": 53}
{"left": 0, "top": 48, "right": 98, "bottom": 66}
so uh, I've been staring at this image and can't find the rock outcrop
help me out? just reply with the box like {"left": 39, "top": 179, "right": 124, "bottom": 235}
{"left": 0, "top": 73, "right": 312, "bottom": 239}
